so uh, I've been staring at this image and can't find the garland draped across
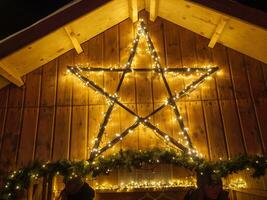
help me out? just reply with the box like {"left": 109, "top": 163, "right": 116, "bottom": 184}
{"left": 1, "top": 148, "right": 267, "bottom": 199}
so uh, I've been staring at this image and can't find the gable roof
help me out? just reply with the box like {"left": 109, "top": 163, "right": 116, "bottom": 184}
{"left": 0, "top": 0, "right": 267, "bottom": 88}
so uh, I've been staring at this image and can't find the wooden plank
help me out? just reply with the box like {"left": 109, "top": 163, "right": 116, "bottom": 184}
{"left": 195, "top": 32, "right": 228, "bottom": 160}
{"left": 40, "top": 60, "right": 57, "bottom": 107}
{"left": 88, "top": 105, "right": 109, "bottom": 187}
{"left": 24, "top": 68, "right": 42, "bottom": 107}
{"left": 87, "top": 34, "right": 105, "bottom": 105}
{"left": 149, "top": 16, "right": 168, "bottom": 105}
{"left": 195, "top": 34, "right": 217, "bottom": 100}
{"left": 245, "top": 56, "right": 267, "bottom": 153}
{"left": 179, "top": 27, "right": 200, "bottom": 100}
{"left": 70, "top": 106, "right": 88, "bottom": 160}
{"left": 0, "top": 63, "right": 24, "bottom": 87}
{"left": 100, "top": 25, "right": 120, "bottom": 186}
{"left": 118, "top": 19, "right": 138, "bottom": 150}
{"left": 163, "top": 20, "right": 184, "bottom": 94}
{"left": 136, "top": 11, "right": 153, "bottom": 149}
{"left": 73, "top": 41, "right": 89, "bottom": 106}
{"left": 88, "top": 105, "right": 105, "bottom": 153}
{"left": 244, "top": 57, "right": 267, "bottom": 189}
{"left": 153, "top": 103, "right": 174, "bottom": 149}
{"left": 220, "top": 100, "right": 245, "bottom": 157}
{"left": 52, "top": 106, "right": 71, "bottom": 161}
{"left": 203, "top": 101, "right": 228, "bottom": 160}
{"left": 0, "top": 86, "right": 9, "bottom": 108}
{"left": 137, "top": 104, "right": 154, "bottom": 149}
{"left": 149, "top": 16, "right": 169, "bottom": 149}
{"left": 0, "top": 87, "right": 8, "bottom": 157}
{"left": 119, "top": 104, "right": 138, "bottom": 150}
{"left": 135, "top": 11, "right": 152, "bottom": 105}
{"left": 87, "top": 33, "right": 104, "bottom": 158}
{"left": 35, "top": 107, "right": 55, "bottom": 161}
{"left": 64, "top": 26, "right": 83, "bottom": 54}
{"left": 119, "top": 18, "right": 135, "bottom": 105}
{"left": 149, "top": 0, "right": 158, "bottom": 22}
{"left": 7, "top": 80, "right": 25, "bottom": 107}
{"left": 261, "top": 62, "right": 267, "bottom": 153}
{"left": 128, "top": 0, "right": 138, "bottom": 22}
{"left": 102, "top": 24, "right": 120, "bottom": 156}
{"left": 186, "top": 101, "right": 209, "bottom": 159}
{"left": 103, "top": 25, "right": 119, "bottom": 95}
{"left": 164, "top": 20, "right": 198, "bottom": 155}
{"left": 211, "top": 43, "right": 245, "bottom": 157}
{"left": 17, "top": 108, "right": 38, "bottom": 167}
{"left": 253, "top": 98, "right": 267, "bottom": 154}
{"left": 0, "top": 108, "right": 23, "bottom": 172}
{"left": 208, "top": 18, "right": 228, "bottom": 48}
{"left": 56, "top": 50, "right": 74, "bottom": 106}
{"left": 234, "top": 188, "right": 267, "bottom": 199}
{"left": 228, "top": 49, "right": 263, "bottom": 155}
{"left": 0, "top": 108, "right": 7, "bottom": 156}
{"left": 211, "top": 43, "right": 234, "bottom": 100}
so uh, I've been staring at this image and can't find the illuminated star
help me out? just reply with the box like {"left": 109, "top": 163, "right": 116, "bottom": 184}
{"left": 68, "top": 21, "right": 218, "bottom": 160}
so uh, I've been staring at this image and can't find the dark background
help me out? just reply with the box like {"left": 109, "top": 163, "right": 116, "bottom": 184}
{"left": 0, "top": 0, "right": 266, "bottom": 40}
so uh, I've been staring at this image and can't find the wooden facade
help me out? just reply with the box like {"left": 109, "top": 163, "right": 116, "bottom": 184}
{"left": 0, "top": 12, "right": 267, "bottom": 199}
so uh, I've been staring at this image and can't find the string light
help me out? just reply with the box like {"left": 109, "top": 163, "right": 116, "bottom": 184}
{"left": 94, "top": 178, "right": 196, "bottom": 191}
{"left": 227, "top": 178, "right": 247, "bottom": 189}
{"left": 67, "top": 20, "right": 219, "bottom": 161}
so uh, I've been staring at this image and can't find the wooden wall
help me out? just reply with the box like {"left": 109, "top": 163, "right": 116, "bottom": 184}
{"left": 1, "top": 11, "right": 267, "bottom": 199}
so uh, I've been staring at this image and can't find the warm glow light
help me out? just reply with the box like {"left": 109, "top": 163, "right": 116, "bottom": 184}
{"left": 227, "top": 178, "right": 247, "bottom": 189}
{"left": 67, "top": 21, "right": 219, "bottom": 161}
{"left": 94, "top": 178, "right": 196, "bottom": 192}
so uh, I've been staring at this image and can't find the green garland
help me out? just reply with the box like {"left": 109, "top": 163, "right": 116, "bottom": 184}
{"left": 1, "top": 148, "right": 267, "bottom": 199}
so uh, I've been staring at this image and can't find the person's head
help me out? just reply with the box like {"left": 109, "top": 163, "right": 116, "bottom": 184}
{"left": 64, "top": 177, "right": 84, "bottom": 195}
{"left": 197, "top": 171, "right": 223, "bottom": 200}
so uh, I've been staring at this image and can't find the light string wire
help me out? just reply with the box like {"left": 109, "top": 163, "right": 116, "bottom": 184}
{"left": 67, "top": 20, "right": 219, "bottom": 160}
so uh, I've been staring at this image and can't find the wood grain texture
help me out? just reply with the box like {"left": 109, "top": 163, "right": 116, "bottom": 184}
{"left": 0, "top": 14, "right": 266, "bottom": 199}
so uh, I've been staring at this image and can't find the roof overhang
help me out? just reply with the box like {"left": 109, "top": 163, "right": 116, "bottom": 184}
{"left": 0, "top": 0, "right": 267, "bottom": 88}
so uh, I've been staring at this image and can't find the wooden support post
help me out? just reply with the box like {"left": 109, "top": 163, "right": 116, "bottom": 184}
{"left": 0, "top": 62, "right": 24, "bottom": 86}
{"left": 149, "top": 0, "right": 158, "bottom": 22}
{"left": 208, "top": 17, "right": 228, "bottom": 48}
{"left": 64, "top": 26, "right": 83, "bottom": 54}
{"left": 128, "top": 0, "right": 138, "bottom": 22}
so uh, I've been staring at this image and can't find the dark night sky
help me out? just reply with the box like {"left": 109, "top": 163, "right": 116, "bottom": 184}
{"left": 0, "top": 0, "right": 73, "bottom": 40}
{"left": 0, "top": 0, "right": 266, "bottom": 40}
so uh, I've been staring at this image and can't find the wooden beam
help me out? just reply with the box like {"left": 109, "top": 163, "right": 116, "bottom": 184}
{"left": 0, "top": 62, "right": 24, "bottom": 86}
{"left": 64, "top": 26, "right": 83, "bottom": 54}
{"left": 128, "top": 0, "right": 138, "bottom": 22}
{"left": 208, "top": 17, "right": 228, "bottom": 48}
{"left": 149, "top": 0, "right": 158, "bottom": 22}
{"left": 232, "top": 188, "right": 267, "bottom": 198}
{"left": 188, "top": 0, "right": 267, "bottom": 29}
{"left": 0, "top": 0, "right": 111, "bottom": 59}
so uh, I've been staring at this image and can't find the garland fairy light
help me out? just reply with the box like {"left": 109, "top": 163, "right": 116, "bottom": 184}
{"left": 1, "top": 148, "right": 267, "bottom": 199}
{"left": 1, "top": 20, "right": 267, "bottom": 199}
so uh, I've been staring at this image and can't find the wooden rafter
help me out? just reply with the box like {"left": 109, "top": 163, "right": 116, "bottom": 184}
{"left": 64, "top": 26, "right": 83, "bottom": 54}
{"left": 0, "top": 0, "right": 111, "bottom": 59}
{"left": 208, "top": 17, "right": 228, "bottom": 48}
{"left": 128, "top": 0, "right": 138, "bottom": 22}
{"left": 0, "top": 62, "right": 24, "bottom": 86}
{"left": 149, "top": 0, "right": 158, "bottom": 22}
